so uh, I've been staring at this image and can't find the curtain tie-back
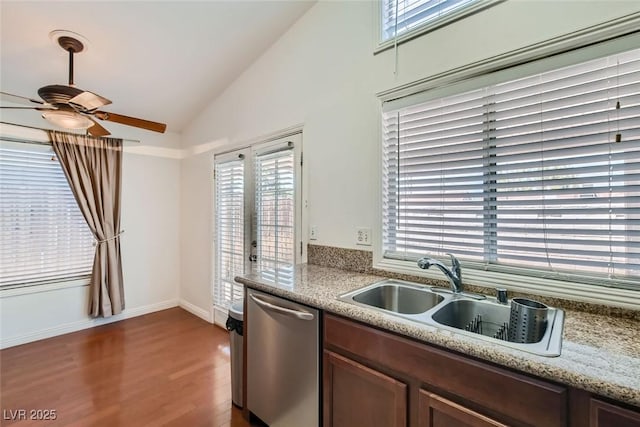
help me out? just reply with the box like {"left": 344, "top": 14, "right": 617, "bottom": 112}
{"left": 94, "top": 230, "right": 125, "bottom": 246}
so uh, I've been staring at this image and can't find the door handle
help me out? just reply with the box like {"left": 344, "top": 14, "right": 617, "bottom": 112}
{"left": 249, "top": 294, "right": 314, "bottom": 321}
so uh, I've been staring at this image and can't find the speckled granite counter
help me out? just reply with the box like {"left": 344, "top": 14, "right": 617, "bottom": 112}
{"left": 236, "top": 263, "right": 640, "bottom": 407}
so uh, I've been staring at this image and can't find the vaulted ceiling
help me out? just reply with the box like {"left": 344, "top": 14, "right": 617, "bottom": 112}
{"left": 0, "top": 1, "right": 315, "bottom": 134}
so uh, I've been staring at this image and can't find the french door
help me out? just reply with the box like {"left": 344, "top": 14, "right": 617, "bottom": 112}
{"left": 213, "top": 133, "right": 302, "bottom": 318}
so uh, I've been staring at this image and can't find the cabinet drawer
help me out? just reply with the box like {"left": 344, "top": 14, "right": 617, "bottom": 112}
{"left": 325, "top": 314, "right": 567, "bottom": 427}
{"left": 419, "top": 390, "right": 508, "bottom": 427}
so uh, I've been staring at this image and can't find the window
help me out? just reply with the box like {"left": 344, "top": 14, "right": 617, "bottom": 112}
{"left": 380, "top": 0, "right": 488, "bottom": 45}
{"left": 381, "top": 44, "right": 640, "bottom": 290}
{"left": 0, "top": 141, "right": 94, "bottom": 288}
{"left": 213, "top": 135, "right": 301, "bottom": 312}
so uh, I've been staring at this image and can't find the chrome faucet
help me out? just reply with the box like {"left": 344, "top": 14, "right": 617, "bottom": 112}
{"left": 417, "top": 253, "right": 463, "bottom": 293}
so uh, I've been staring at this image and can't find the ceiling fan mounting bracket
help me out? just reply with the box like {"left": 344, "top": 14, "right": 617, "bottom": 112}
{"left": 49, "top": 30, "right": 90, "bottom": 52}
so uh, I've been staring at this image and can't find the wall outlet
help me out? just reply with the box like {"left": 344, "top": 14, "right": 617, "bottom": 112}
{"left": 356, "top": 227, "right": 371, "bottom": 246}
{"left": 310, "top": 225, "right": 318, "bottom": 240}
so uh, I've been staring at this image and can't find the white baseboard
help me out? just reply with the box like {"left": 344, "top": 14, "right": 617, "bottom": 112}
{"left": 0, "top": 299, "right": 179, "bottom": 350}
{"left": 178, "top": 299, "right": 212, "bottom": 323}
{"left": 213, "top": 305, "right": 229, "bottom": 328}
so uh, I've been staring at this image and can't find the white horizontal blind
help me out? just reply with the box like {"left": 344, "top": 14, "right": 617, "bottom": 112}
{"left": 254, "top": 147, "right": 295, "bottom": 282}
{"left": 0, "top": 142, "right": 94, "bottom": 287}
{"left": 214, "top": 157, "right": 246, "bottom": 309}
{"left": 382, "top": 47, "right": 640, "bottom": 286}
{"left": 381, "top": 0, "right": 479, "bottom": 41}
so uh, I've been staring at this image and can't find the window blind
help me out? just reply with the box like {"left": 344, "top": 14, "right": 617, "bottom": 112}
{"left": 382, "top": 47, "right": 640, "bottom": 286}
{"left": 254, "top": 147, "right": 295, "bottom": 280}
{"left": 214, "top": 157, "right": 246, "bottom": 308}
{"left": 381, "top": 0, "right": 480, "bottom": 42}
{"left": 0, "top": 142, "right": 94, "bottom": 288}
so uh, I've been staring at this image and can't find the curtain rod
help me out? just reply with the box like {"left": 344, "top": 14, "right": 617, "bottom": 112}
{"left": 0, "top": 121, "right": 141, "bottom": 144}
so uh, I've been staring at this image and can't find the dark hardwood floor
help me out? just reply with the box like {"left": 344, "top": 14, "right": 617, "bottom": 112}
{"left": 0, "top": 307, "right": 250, "bottom": 427}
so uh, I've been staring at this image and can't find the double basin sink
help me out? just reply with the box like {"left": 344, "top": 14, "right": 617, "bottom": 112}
{"left": 339, "top": 279, "right": 564, "bottom": 357}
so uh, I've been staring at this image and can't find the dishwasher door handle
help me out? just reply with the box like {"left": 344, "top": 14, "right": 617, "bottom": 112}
{"left": 249, "top": 294, "right": 315, "bottom": 321}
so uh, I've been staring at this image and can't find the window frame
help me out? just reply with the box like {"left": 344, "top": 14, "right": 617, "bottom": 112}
{"left": 374, "top": 22, "right": 640, "bottom": 309}
{"left": 375, "top": 0, "right": 502, "bottom": 54}
{"left": 0, "top": 138, "right": 94, "bottom": 293}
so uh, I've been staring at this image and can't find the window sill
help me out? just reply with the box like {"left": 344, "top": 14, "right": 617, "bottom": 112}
{"left": 0, "top": 277, "right": 91, "bottom": 298}
{"left": 373, "top": 257, "right": 640, "bottom": 311}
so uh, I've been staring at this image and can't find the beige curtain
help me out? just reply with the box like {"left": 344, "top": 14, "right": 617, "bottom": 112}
{"left": 48, "top": 130, "right": 124, "bottom": 318}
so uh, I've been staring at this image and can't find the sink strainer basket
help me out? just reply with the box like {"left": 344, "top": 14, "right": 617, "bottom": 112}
{"left": 508, "top": 298, "right": 548, "bottom": 344}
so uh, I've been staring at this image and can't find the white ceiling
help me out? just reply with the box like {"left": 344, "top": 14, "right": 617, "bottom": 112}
{"left": 0, "top": 1, "right": 314, "bottom": 134}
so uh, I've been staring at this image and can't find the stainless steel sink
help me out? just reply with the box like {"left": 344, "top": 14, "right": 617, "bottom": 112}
{"left": 432, "top": 299, "right": 512, "bottom": 338}
{"left": 431, "top": 298, "right": 564, "bottom": 356}
{"left": 339, "top": 279, "right": 564, "bottom": 357}
{"left": 340, "top": 280, "right": 446, "bottom": 315}
{"left": 350, "top": 282, "right": 444, "bottom": 314}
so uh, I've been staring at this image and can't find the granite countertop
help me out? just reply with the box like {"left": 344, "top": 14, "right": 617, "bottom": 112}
{"left": 236, "top": 263, "right": 640, "bottom": 407}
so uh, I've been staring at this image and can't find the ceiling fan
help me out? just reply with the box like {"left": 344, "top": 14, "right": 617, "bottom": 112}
{"left": 1, "top": 32, "right": 167, "bottom": 137}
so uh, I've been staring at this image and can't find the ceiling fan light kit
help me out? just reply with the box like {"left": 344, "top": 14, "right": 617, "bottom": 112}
{"left": 1, "top": 30, "right": 167, "bottom": 137}
{"left": 42, "top": 109, "right": 94, "bottom": 130}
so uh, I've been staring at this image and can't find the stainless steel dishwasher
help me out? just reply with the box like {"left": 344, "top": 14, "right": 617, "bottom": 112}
{"left": 247, "top": 288, "right": 320, "bottom": 426}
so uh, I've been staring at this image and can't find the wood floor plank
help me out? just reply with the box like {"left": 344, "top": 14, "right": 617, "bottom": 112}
{"left": 0, "top": 308, "right": 251, "bottom": 427}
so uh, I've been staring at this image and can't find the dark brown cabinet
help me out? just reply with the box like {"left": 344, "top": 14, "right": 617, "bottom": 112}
{"left": 323, "top": 313, "right": 640, "bottom": 427}
{"left": 590, "top": 398, "right": 640, "bottom": 427}
{"left": 418, "top": 390, "right": 507, "bottom": 427}
{"left": 323, "top": 350, "right": 407, "bottom": 427}
{"left": 323, "top": 313, "right": 567, "bottom": 427}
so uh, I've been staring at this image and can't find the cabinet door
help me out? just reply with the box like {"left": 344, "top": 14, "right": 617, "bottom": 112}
{"left": 590, "top": 398, "right": 640, "bottom": 427}
{"left": 419, "top": 390, "right": 507, "bottom": 427}
{"left": 323, "top": 350, "right": 407, "bottom": 427}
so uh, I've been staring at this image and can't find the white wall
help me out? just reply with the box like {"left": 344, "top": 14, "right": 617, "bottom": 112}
{"left": 179, "top": 1, "right": 640, "bottom": 315}
{"left": 0, "top": 122, "right": 182, "bottom": 348}
{"left": 180, "top": 146, "right": 218, "bottom": 320}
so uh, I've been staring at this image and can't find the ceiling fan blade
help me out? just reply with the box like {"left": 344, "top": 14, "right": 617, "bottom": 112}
{"left": 87, "top": 118, "right": 111, "bottom": 137}
{"left": 94, "top": 111, "right": 166, "bottom": 133}
{"left": 69, "top": 91, "right": 112, "bottom": 111}
{"left": 1, "top": 91, "right": 52, "bottom": 107}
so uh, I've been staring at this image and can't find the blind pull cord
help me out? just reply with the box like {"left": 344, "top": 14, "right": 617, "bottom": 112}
{"left": 607, "top": 59, "right": 618, "bottom": 278}
{"left": 393, "top": 0, "right": 399, "bottom": 77}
